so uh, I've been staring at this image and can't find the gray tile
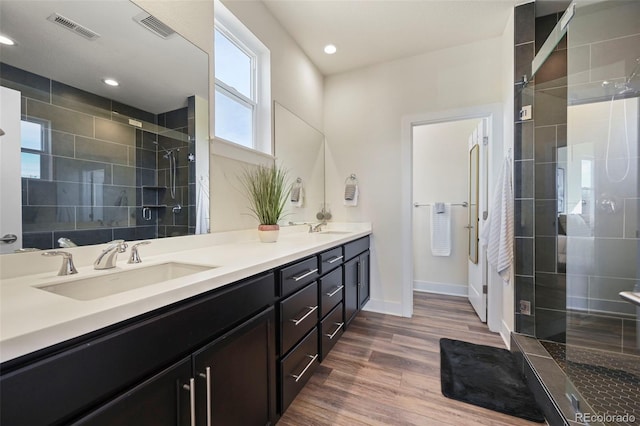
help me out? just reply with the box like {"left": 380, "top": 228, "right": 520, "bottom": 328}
{"left": 535, "top": 200, "right": 557, "bottom": 237}
{"left": 516, "top": 199, "right": 534, "bottom": 237}
{"left": 22, "top": 206, "right": 76, "bottom": 232}
{"left": 515, "top": 160, "right": 534, "bottom": 199}
{"left": 112, "top": 165, "right": 136, "bottom": 187}
{"left": 26, "top": 99, "right": 94, "bottom": 137}
{"left": 534, "top": 125, "right": 557, "bottom": 164}
{"left": 590, "top": 34, "right": 640, "bottom": 83}
{"left": 534, "top": 87, "right": 567, "bottom": 126}
{"left": 536, "top": 308, "right": 566, "bottom": 341}
{"left": 535, "top": 13, "right": 558, "bottom": 55}
{"left": 622, "top": 318, "right": 639, "bottom": 356}
{"left": 53, "top": 229, "right": 113, "bottom": 246}
{"left": 535, "top": 236, "right": 557, "bottom": 273}
{"left": 515, "top": 42, "right": 535, "bottom": 82}
{"left": 112, "top": 101, "right": 155, "bottom": 125}
{"left": 515, "top": 121, "right": 534, "bottom": 161}
{"left": 568, "top": 1, "right": 640, "bottom": 47}
{"left": 567, "top": 311, "right": 623, "bottom": 353}
{"left": 588, "top": 276, "right": 638, "bottom": 302}
{"left": 77, "top": 206, "right": 129, "bottom": 228}
{"left": 95, "top": 118, "right": 135, "bottom": 146}
{"left": 75, "top": 136, "right": 129, "bottom": 165}
{"left": 0, "top": 63, "right": 50, "bottom": 103}
{"left": 535, "top": 163, "right": 558, "bottom": 200}
{"left": 567, "top": 45, "right": 590, "bottom": 86}
{"left": 22, "top": 232, "right": 54, "bottom": 250}
{"left": 594, "top": 238, "right": 638, "bottom": 279}
{"left": 536, "top": 272, "right": 566, "bottom": 310}
{"left": 623, "top": 198, "right": 639, "bottom": 239}
{"left": 515, "top": 2, "right": 535, "bottom": 45}
{"left": 27, "top": 181, "right": 81, "bottom": 206}
{"left": 53, "top": 157, "right": 112, "bottom": 184}
{"left": 516, "top": 237, "right": 534, "bottom": 276}
{"left": 51, "top": 131, "right": 75, "bottom": 157}
{"left": 535, "top": 49, "right": 567, "bottom": 90}
{"left": 51, "top": 81, "right": 111, "bottom": 119}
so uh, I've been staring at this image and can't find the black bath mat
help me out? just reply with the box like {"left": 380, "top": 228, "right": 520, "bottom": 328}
{"left": 440, "top": 338, "right": 545, "bottom": 423}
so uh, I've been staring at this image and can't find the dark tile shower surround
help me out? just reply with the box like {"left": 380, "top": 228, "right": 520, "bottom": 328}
{"left": 1, "top": 63, "right": 196, "bottom": 249}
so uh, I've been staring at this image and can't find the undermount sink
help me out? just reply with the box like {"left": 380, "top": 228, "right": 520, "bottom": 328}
{"left": 36, "top": 262, "right": 215, "bottom": 301}
{"left": 318, "top": 231, "right": 351, "bottom": 235}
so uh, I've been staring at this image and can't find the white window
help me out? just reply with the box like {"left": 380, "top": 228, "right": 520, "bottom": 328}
{"left": 20, "top": 119, "right": 48, "bottom": 179}
{"left": 214, "top": 1, "right": 271, "bottom": 158}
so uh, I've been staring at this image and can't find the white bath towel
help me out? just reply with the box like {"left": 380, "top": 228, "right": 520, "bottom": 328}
{"left": 290, "top": 186, "right": 304, "bottom": 208}
{"left": 430, "top": 203, "right": 451, "bottom": 256}
{"left": 481, "top": 154, "right": 514, "bottom": 282}
{"left": 195, "top": 177, "right": 210, "bottom": 234}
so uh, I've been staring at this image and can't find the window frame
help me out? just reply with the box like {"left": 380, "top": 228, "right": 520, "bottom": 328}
{"left": 213, "top": 0, "right": 271, "bottom": 161}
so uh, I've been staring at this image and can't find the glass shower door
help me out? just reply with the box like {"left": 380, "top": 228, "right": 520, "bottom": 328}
{"left": 565, "top": 0, "right": 640, "bottom": 422}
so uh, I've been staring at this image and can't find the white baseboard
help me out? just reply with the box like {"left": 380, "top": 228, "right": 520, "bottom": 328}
{"left": 500, "top": 319, "right": 512, "bottom": 349}
{"left": 413, "top": 280, "right": 467, "bottom": 297}
{"left": 361, "top": 298, "right": 403, "bottom": 317}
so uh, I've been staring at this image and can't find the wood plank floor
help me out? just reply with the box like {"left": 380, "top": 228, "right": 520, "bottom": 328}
{"left": 278, "top": 292, "right": 546, "bottom": 426}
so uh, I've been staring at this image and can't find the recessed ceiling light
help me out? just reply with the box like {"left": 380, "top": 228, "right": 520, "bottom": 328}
{"left": 324, "top": 44, "right": 337, "bottom": 55}
{"left": 0, "top": 35, "right": 15, "bottom": 46}
{"left": 103, "top": 78, "right": 119, "bottom": 87}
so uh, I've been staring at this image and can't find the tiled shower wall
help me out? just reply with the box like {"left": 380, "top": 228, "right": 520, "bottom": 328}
{"left": 0, "top": 63, "right": 195, "bottom": 249}
{"left": 514, "top": 1, "right": 640, "bottom": 355}
{"left": 514, "top": 3, "right": 570, "bottom": 339}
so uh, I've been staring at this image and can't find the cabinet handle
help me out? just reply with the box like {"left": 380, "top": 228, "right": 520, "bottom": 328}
{"left": 290, "top": 354, "right": 318, "bottom": 382}
{"left": 182, "top": 378, "right": 196, "bottom": 426}
{"left": 289, "top": 305, "right": 318, "bottom": 325}
{"left": 325, "top": 322, "right": 344, "bottom": 340}
{"left": 356, "top": 261, "right": 361, "bottom": 287}
{"left": 327, "top": 255, "right": 344, "bottom": 264}
{"left": 326, "top": 285, "right": 344, "bottom": 297}
{"left": 198, "top": 367, "right": 212, "bottom": 426}
{"left": 291, "top": 268, "right": 318, "bottom": 282}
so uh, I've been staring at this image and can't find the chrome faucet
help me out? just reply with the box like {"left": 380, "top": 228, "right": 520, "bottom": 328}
{"left": 42, "top": 251, "right": 78, "bottom": 276}
{"left": 308, "top": 223, "right": 324, "bottom": 233}
{"left": 94, "top": 240, "right": 128, "bottom": 270}
{"left": 128, "top": 241, "right": 151, "bottom": 264}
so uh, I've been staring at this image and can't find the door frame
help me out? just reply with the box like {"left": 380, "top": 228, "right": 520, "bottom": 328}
{"left": 400, "top": 103, "right": 504, "bottom": 333}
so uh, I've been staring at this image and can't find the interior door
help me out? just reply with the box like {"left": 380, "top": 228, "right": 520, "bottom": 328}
{"left": 0, "top": 86, "right": 22, "bottom": 254}
{"left": 468, "top": 119, "right": 487, "bottom": 322}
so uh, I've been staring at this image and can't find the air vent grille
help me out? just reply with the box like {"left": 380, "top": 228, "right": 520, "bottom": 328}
{"left": 47, "top": 13, "right": 100, "bottom": 40}
{"left": 133, "top": 13, "right": 175, "bottom": 39}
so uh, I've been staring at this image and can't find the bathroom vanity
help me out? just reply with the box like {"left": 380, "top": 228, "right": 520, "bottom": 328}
{"left": 0, "top": 227, "right": 371, "bottom": 425}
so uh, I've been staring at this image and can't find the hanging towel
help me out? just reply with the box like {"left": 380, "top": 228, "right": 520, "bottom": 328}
{"left": 290, "top": 186, "right": 304, "bottom": 207}
{"left": 195, "top": 177, "right": 210, "bottom": 234}
{"left": 344, "top": 184, "right": 359, "bottom": 206}
{"left": 434, "top": 202, "right": 446, "bottom": 214}
{"left": 481, "top": 154, "right": 514, "bottom": 282}
{"left": 431, "top": 203, "right": 451, "bottom": 256}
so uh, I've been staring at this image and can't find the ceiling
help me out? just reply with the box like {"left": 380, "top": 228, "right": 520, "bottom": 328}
{"left": 262, "top": 0, "right": 517, "bottom": 76}
{"left": 0, "top": 1, "right": 208, "bottom": 114}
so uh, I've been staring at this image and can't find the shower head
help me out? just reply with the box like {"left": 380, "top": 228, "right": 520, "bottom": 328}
{"left": 152, "top": 141, "right": 177, "bottom": 158}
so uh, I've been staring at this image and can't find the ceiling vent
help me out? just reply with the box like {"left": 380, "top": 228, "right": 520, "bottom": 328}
{"left": 133, "top": 13, "right": 176, "bottom": 39}
{"left": 47, "top": 13, "right": 100, "bottom": 41}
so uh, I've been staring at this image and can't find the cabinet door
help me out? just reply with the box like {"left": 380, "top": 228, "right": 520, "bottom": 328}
{"left": 193, "top": 307, "right": 276, "bottom": 426}
{"left": 358, "top": 251, "right": 370, "bottom": 308}
{"left": 344, "top": 258, "right": 359, "bottom": 326}
{"left": 73, "top": 358, "right": 192, "bottom": 426}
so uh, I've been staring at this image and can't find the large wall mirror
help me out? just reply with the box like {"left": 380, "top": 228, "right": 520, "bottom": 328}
{"left": 0, "top": 0, "right": 209, "bottom": 252}
{"left": 274, "top": 102, "right": 325, "bottom": 224}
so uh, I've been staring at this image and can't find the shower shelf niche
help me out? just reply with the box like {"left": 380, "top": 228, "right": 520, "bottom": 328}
{"left": 141, "top": 186, "right": 168, "bottom": 208}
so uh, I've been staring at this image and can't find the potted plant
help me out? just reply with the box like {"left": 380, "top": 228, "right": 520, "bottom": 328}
{"left": 240, "top": 164, "right": 291, "bottom": 243}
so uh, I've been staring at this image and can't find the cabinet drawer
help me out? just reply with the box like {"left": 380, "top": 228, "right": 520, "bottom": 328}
{"left": 319, "top": 246, "right": 344, "bottom": 274}
{"left": 280, "top": 282, "right": 318, "bottom": 355}
{"left": 320, "top": 303, "right": 344, "bottom": 361}
{"left": 281, "top": 328, "right": 319, "bottom": 413}
{"left": 279, "top": 256, "right": 319, "bottom": 297}
{"left": 320, "top": 267, "right": 343, "bottom": 318}
{"left": 344, "top": 236, "right": 369, "bottom": 261}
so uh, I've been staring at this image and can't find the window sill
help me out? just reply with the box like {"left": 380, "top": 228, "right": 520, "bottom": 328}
{"left": 211, "top": 137, "right": 274, "bottom": 165}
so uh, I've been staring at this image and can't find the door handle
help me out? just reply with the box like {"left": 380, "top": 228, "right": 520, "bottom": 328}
{"left": 182, "top": 378, "right": 196, "bottom": 426}
{"left": 0, "top": 234, "right": 18, "bottom": 244}
{"left": 290, "top": 305, "right": 318, "bottom": 325}
{"left": 198, "top": 367, "right": 212, "bottom": 426}
{"left": 291, "top": 268, "right": 318, "bottom": 282}
{"left": 464, "top": 225, "right": 473, "bottom": 229}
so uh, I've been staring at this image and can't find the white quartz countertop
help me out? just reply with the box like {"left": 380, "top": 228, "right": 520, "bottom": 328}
{"left": 0, "top": 223, "right": 371, "bottom": 363}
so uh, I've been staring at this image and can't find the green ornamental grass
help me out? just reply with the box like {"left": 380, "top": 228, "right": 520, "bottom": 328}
{"left": 241, "top": 164, "right": 291, "bottom": 225}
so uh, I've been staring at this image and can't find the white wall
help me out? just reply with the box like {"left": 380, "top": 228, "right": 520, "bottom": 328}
{"left": 325, "top": 36, "right": 507, "bottom": 316}
{"left": 412, "top": 119, "right": 480, "bottom": 296}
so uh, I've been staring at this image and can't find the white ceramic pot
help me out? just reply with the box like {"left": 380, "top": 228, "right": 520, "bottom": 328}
{"left": 258, "top": 224, "right": 280, "bottom": 243}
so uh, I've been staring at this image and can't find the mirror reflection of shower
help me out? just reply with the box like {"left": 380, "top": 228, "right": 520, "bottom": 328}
{"left": 153, "top": 141, "right": 181, "bottom": 213}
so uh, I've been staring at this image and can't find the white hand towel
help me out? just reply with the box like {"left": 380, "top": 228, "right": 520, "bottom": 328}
{"left": 431, "top": 203, "right": 451, "bottom": 256}
{"left": 481, "top": 154, "right": 514, "bottom": 282}
{"left": 195, "top": 177, "right": 210, "bottom": 234}
{"left": 290, "top": 186, "right": 304, "bottom": 208}
{"left": 344, "top": 184, "right": 359, "bottom": 206}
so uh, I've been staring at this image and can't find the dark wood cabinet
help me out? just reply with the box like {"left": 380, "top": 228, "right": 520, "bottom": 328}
{"left": 0, "top": 235, "right": 370, "bottom": 425}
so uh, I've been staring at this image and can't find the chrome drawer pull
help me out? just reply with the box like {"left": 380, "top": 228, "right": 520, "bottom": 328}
{"left": 291, "top": 268, "right": 318, "bottom": 282}
{"left": 290, "top": 354, "right": 318, "bottom": 382}
{"left": 290, "top": 305, "right": 318, "bottom": 325}
{"left": 325, "top": 322, "right": 344, "bottom": 340}
{"left": 325, "top": 285, "right": 344, "bottom": 297}
{"left": 326, "top": 255, "right": 344, "bottom": 264}
{"left": 198, "top": 367, "right": 212, "bottom": 426}
{"left": 182, "top": 378, "right": 196, "bottom": 426}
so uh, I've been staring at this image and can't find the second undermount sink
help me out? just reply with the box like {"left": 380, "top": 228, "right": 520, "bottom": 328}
{"left": 36, "top": 262, "right": 215, "bottom": 301}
